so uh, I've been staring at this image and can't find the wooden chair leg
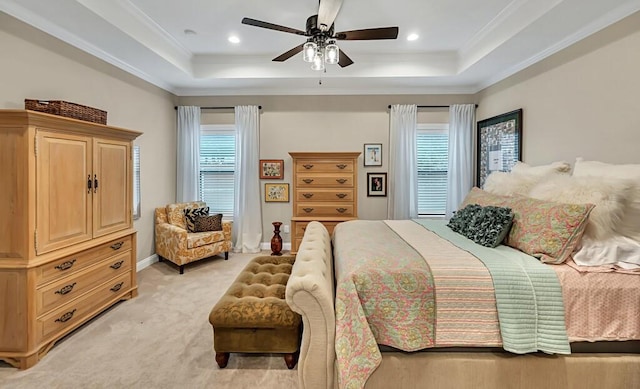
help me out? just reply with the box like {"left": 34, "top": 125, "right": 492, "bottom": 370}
{"left": 215, "top": 352, "right": 229, "bottom": 368}
{"left": 284, "top": 352, "right": 298, "bottom": 369}
{"left": 224, "top": 251, "right": 229, "bottom": 260}
{"left": 179, "top": 265, "right": 184, "bottom": 274}
{"left": 158, "top": 256, "right": 163, "bottom": 262}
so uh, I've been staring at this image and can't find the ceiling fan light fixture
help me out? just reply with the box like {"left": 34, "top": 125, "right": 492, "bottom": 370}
{"left": 303, "top": 41, "right": 317, "bottom": 62}
{"left": 325, "top": 41, "right": 339, "bottom": 64}
{"left": 311, "top": 53, "right": 325, "bottom": 71}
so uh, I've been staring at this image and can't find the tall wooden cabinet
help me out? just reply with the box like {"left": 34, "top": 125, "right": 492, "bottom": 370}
{"left": 0, "top": 110, "right": 141, "bottom": 369}
{"left": 289, "top": 152, "right": 360, "bottom": 253}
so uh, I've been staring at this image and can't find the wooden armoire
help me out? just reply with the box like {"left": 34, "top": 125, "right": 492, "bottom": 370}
{"left": 289, "top": 152, "right": 360, "bottom": 253}
{"left": 0, "top": 110, "right": 141, "bottom": 369}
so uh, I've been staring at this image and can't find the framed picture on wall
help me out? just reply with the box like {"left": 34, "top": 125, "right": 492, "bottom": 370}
{"left": 476, "top": 109, "right": 523, "bottom": 188}
{"left": 265, "top": 183, "right": 290, "bottom": 202}
{"left": 260, "top": 159, "right": 284, "bottom": 179}
{"left": 363, "top": 143, "right": 382, "bottom": 166}
{"left": 367, "top": 173, "right": 387, "bottom": 197}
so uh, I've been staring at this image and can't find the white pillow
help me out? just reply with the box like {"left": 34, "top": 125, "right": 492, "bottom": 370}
{"left": 573, "top": 235, "right": 640, "bottom": 270}
{"left": 511, "top": 161, "right": 571, "bottom": 176}
{"left": 573, "top": 158, "right": 640, "bottom": 241}
{"left": 483, "top": 171, "right": 541, "bottom": 196}
{"left": 529, "top": 175, "right": 634, "bottom": 240}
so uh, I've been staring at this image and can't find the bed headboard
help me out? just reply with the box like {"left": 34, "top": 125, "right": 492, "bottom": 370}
{"left": 285, "top": 221, "right": 336, "bottom": 389}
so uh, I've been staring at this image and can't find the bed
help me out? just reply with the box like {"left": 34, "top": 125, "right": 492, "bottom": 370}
{"left": 286, "top": 158, "right": 640, "bottom": 389}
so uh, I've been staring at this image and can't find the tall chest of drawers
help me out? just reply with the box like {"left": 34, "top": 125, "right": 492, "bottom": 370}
{"left": 289, "top": 152, "right": 360, "bottom": 253}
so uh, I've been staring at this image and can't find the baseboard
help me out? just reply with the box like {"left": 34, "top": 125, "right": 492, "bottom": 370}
{"left": 136, "top": 253, "right": 159, "bottom": 272}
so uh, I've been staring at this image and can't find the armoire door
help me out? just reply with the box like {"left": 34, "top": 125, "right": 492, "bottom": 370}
{"left": 36, "top": 130, "right": 93, "bottom": 254}
{"left": 92, "top": 138, "right": 131, "bottom": 238}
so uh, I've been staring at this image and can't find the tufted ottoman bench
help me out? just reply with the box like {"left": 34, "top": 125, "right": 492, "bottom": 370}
{"left": 208, "top": 255, "right": 301, "bottom": 369}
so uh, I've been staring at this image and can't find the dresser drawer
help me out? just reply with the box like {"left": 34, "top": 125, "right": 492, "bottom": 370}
{"left": 296, "top": 160, "right": 354, "bottom": 173}
{"left": 296, "top": 174, "right": 353, "bottom": 188}
{"left": 36, "top": 251, "right": 132, "bottom": 315}
{"left": 294, "top": 221, "right": 341, "bottom": 237}
{"left": 296, "top": 203, "right": 354, "bottom": 217}
{"left": 36, "top": 236, "right": 132, "bottom": 285}
{"left": 37, "top": 272, "right": 132, "bottom": 343}
{"left": 296, "top": 188, "right": 354, "bottom": 202}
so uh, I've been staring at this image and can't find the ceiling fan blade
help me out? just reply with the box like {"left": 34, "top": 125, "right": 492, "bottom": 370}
{"left": 338, "top": 50, "right": 354, "bottom": 67}
{"left": 273, "top": 44, "right": 304, "bottom": 62}
{"left": 335, "top": 27, "right": 399, "bottom": 40}
{"left": 317, "top": 0, "right": 343, "bottom": 31}
{"left": 241, "top": 17, "right": 306, "bottom": 36}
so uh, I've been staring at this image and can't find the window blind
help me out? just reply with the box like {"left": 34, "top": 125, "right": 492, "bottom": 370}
{"left": 199, "top": 127, "right": 235, "bottom": 216}
{"left": 416, "top": 126, "right": 449, "bottom": 216}
{"left": 132, "top": 145, "right": 141, "bottom": 219}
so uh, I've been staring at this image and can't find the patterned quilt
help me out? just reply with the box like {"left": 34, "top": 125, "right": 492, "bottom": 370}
{"left": 332, "top": 220, "right": 569, "bottom": 389}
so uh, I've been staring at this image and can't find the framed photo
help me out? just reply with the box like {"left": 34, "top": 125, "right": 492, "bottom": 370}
{"left": 367, "top": 172, "right": 387, "bottom": 197}
{"left": 363, "top": 143, "right": 382, "bottom": 166}
{"left": 260, "top": 159, "right": 284, "bottom": 179}
{"left": 477, "top": 109, "right": 523, "bottom": 188}
{"left": 265, "top": 183, "right": 289, "bottom": 202}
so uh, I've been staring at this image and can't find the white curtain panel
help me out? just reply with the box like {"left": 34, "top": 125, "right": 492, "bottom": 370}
{"left": 176, "top": 106, "right": 201, "bottom": 202}
{"left": 445, "top": 104, "right": 476, "bottom": 219}
{"left": 387, "top": 104, "right": 418, "bottom": 219}
{"left": 233, "top": 105, "right": 262, "bottom": 253}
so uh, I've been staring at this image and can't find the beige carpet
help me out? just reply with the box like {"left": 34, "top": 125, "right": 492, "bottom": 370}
{"left": 0, "top": 251, "right": 299, "bottom": 389}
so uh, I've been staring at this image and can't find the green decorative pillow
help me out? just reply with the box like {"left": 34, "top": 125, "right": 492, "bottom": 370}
{"left": 465, "top": 206, "right": 514, "bottom": 248}
{"left": 460, "top": 188, "right": 594, "bottom": 263}
{"left": 194, "top": 214, "right": 223, "bottom": 233}
{"left": 447, "top": 204, "right": 482, "bottom": 235}
{"left": 184, "top": 207, "right": 209, "bottom": 232}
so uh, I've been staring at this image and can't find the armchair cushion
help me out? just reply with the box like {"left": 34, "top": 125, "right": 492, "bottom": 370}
{"left": 194, "top": 213, "right": 223, "bottom": 232}
{"left": 187, "top": 230, "right": 227, "bottom": 249}
{"left": 166, "top": 201, "right": 206, "bottom": 229}
{"left": 184, "top": 207, "right": 210, "bottom": 232}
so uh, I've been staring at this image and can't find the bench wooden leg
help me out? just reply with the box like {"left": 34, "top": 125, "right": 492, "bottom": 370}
{"left": 215, "top": 352, "right": 229, "bottom": 368}
{"left": 284, "top": 352, "right": 298, "bottom": 369}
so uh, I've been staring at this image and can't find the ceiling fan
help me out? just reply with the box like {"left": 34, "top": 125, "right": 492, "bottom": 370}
{"left": 241, "top": 0, "right": 399, "bottom": 69}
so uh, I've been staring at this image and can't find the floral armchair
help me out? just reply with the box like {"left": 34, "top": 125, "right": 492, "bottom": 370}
{"left": 154, "top": 201, "right": 233, "bottom": 274}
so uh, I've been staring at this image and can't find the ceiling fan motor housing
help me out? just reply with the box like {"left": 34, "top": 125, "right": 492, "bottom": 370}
{"left": 306, "top": 15, "right": 334, "bottom": 37}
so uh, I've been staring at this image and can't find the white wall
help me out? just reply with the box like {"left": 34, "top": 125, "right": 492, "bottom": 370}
{"left": 0, "top": 12, "right": 177, "bottom": 262}
{"left": 476, "top": 10, "right": 640, "bottom": 167}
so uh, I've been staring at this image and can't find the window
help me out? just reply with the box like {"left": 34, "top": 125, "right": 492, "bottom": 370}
{"left": 416, "top": 124, "right": 449, "bottom": 217}
{"left": 132, "top": 145, "right": 141, "bottom": 220}
{"left": 199, "top": 125, "right": 235, "bottom": 217}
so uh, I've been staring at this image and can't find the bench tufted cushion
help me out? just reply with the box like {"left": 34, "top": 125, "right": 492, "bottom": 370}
{"left": 210, "top": 255, "right": 301, "bottom": 329}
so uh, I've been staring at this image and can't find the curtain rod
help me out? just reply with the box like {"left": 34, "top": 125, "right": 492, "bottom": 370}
{"left": 174, "top": 106, "right": 262, "bottom": 110}
{"left": 387, "top": 104, "right": 478, "bottom": 109}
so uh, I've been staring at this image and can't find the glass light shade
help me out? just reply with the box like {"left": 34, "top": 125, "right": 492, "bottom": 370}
{"left": 311, "top": 53, "right": 325, "bottom": 71}
{"left": 303, "top": 42, "right": 317, "bottom": 63}
{"left": 325, "top": 42, "right": 339, "bottom": 64}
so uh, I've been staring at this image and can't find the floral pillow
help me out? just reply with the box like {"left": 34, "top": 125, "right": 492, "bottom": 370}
{"left": 184, "top": 207, "right": 210, "bottom": 232}
{"left": 447, "top": 204, "right": 482, "bottom": 235}
{"left": 461, "top": 188, "right": 594, "bottom": 263}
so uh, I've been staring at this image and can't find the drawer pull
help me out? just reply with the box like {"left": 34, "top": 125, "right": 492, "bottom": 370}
{"left": 336, "top": 208, "right": 348, "bottom": 213}
{"left": 336, "top": 193, "right": 347, "bottom": 199}
{"left": 55, "top": 309, "right": 77, "bottom": 323}
{"left": 302, "top": 193, "right": 314, "bottom": 198}
{"left": 110, "top": 260, "right": 125, "bottom": 270}
{"left": 110, "top": 241, "right": 124, "bottom": 250}
{"left": 111, "top": 282, "right": 124, "bottom": 292}
{"left": 302, "top": 179, "right": 314, "bottom": 184}
{"left": 336, "top": 164, "right": 347, "bottom": 169}
{"left": 302, "top": 164, "right": 314, "bottom": 169}
{"left": 302, "top": 208, "right": 314, "bottom": 213}
{"left": 55, "top": 259, "right": 76, "bottom": 271}
{"left": 55, "top": 282, "right": 77, "bottom": 295}
{"left": 336, "top": 179, "right": 347, "bottom": 184}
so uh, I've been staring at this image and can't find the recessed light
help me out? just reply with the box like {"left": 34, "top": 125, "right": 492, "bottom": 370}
{"left": 407, "top": 33, "right": 419, "bottom": 41}
{"left": 184, "top": 29, "right": 197, "bottom": 35}
{"left": 228, "top": 36, "right": 240, "bottom": 44}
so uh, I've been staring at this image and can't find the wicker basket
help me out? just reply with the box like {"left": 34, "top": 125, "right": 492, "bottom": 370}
{"left": 25, "top": 99, "right": 107, "bottom": 125}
